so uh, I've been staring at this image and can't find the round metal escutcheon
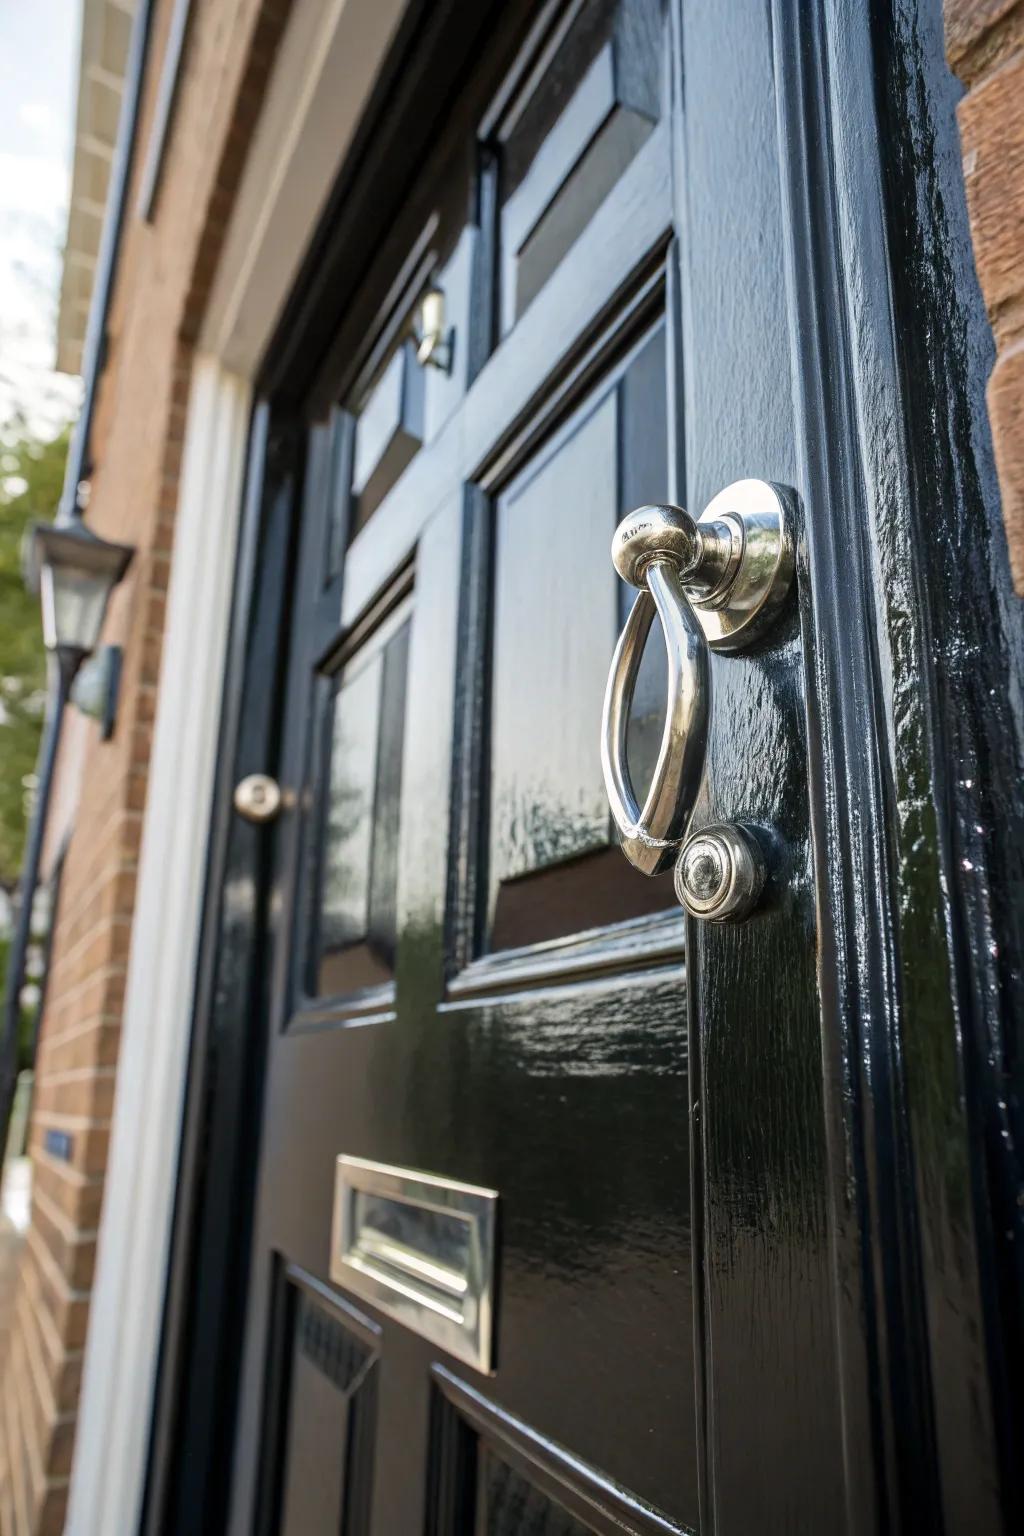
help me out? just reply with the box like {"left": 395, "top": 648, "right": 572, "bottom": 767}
{"left": 686, "top": 478, "right": 795, "bottom": 652}
{"left": 674, "top": 822, "right": 766, "bottom": 922}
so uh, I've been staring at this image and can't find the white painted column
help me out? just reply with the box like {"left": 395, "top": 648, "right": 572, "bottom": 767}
{"left": 65, "top": 358, "right": 250, "bottom": 1536}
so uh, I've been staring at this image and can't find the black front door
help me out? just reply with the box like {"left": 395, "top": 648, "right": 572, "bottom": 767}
{"left": 154, "top": 3, "right": 1024, "bottom": 1535}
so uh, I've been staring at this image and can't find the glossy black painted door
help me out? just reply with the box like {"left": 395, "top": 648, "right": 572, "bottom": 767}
{"left": 190, "top": 3, "right": 1023, "bottom": 1535}
{"left": 228, "top": 5, "right": 703, "bottom": 1529}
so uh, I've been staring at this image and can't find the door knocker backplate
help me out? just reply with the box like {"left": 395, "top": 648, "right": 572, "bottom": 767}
{"left": 600, "top": 478, "right": 794, "bottom": 919}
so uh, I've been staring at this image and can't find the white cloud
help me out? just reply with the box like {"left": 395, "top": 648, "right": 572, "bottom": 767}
{"left": 0, "top": 150, "right": 79, "bottom": 437}
{"left": 18, "top": 102, "right": 54, "bottom": 137}
{"left": 0, "top": 0, "right": 82, "bottom": 441}
{"left": 0, "top": 150, "right": 69, "bottom": 222}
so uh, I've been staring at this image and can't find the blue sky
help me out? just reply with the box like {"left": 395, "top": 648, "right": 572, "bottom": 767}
{"left": 0, "top": 0, "right": 83, "bottom": 438}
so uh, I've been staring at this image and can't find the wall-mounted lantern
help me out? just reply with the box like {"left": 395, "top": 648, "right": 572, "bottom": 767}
{"left": 0, "top": 518, "right": 136, "bottom": 1149}
{"left": 70, "top": 645, "right": 124, "bottom": 741}
{"left": 31, "top": 519, "right": 134, "bottom": 687}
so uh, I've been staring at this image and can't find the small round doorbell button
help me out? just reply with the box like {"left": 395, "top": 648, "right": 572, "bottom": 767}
{"left": 674, "top": 823, "right": 766, "bottom": 922}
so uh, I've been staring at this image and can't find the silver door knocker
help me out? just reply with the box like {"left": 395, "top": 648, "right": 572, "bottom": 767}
{"left": 600, "top": 479, "right": 793, "bottom": 921}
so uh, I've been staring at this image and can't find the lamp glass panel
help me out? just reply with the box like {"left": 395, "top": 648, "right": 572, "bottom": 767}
{"left": 40, "top": 562, "right": 113, "bottom": 655}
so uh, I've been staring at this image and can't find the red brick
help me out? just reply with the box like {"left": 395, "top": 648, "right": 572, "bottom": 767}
{"left": 957, "top": 45, "right": 1024, "bottom": 330}
{"left": 949, "top": 3, "right": 1024, "bottom": 590}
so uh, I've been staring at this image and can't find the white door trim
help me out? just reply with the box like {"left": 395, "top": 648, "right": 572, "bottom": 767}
{"left": 65, "top": 359, "right": 250, "bottom": 1536}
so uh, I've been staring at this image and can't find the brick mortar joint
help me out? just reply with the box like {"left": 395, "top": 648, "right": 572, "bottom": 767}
{"left": 29, "top": 1185, "right": 99, "bottom": 1244}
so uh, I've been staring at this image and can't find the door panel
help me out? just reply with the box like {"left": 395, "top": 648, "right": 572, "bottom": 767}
{"left": 314, "top": 609, "right": 410, "bottom": 997}
{"left": 488, "top": 324, "right": 673, "bottom": 950}
{"left": 256, "top": 1269, "right": 379, "bottom": 1536}
{"left": 228, "top": 4, "right": 700, "bottom": 1530}
{"left": 496, "top": 0, "right": 664, "bottom": 333}
{"left": 197, "top": 4, "right": 1020, "bottom": 1536}
{"left": 490, "top": 391, "right": 618, "bottom": 887}
{"left": 428, "top": 1367, "right": 682, "bottom": 1536}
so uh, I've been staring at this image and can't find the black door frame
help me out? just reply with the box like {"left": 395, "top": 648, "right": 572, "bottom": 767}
{"left": 141, "top": 3, "right": 1024, "bottom": 1534}
{"left": 761, "top": 7, "right": 1023, "bottom": 1528}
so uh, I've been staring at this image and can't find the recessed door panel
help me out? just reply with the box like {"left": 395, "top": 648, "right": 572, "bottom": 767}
{"left": 429, "top": 1368, "right": 678, "bottom": 1536}
{"left": 497, "top": 0, "right": 667, "bottom": 331}
{"left": 487, "top": 323, "right": 675, "bottom": 952}
{"left": 263, "top": 1277, "right": 379, "bottom": 1536}
{"left": 490, "top": 391, "right": 617, "bottom": 884}
{"left": 313, "top": 614, "right": 410, "bottom": 998}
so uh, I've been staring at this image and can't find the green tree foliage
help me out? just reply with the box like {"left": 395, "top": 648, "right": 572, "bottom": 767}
{"left": 0, "top": 429, "right": 67, "bottom": 892}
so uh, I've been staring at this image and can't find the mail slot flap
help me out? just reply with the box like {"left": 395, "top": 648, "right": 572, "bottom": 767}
{"left": 331, "top": 1156, "right": 499, "bottom": 1373}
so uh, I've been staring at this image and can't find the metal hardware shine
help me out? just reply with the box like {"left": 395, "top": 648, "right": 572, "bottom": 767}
{"left": 413, "top": 287, "right": 453, "bottom": 373}
{"left": 331, "top": 1155, "right": 499, "bottom": 1373}
{"left": 232, "top": 773, "right": 282, "bottom": 824}
{"left": 674, "top": 823, "right": 766, "bottom": 921}
{"left": 601, "top": 479, "right": 793, "bottom": 908}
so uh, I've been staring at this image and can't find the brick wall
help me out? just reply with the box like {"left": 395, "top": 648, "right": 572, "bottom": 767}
{"left": 948, "top": 0, "right": 1024, "bottom": 590}
{"left": 0, "top": 2, "right": 293, "bottom": 1531}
